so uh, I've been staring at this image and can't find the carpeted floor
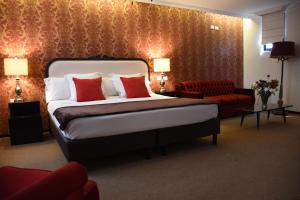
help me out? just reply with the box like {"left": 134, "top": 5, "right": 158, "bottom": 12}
{"left": 1, "top": 113, "right": 300, "bottom": 200}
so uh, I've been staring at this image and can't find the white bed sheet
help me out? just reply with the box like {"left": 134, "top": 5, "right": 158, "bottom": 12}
{"left": 48, "top": 94, "right": 218, "bottom": 140}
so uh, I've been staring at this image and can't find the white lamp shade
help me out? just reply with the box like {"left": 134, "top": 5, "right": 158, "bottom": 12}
{"left": 154, "top": 58, "right": 170, "bottom": 72}
{"left": 4, "top": 58, "right": 28, "bottom": 76}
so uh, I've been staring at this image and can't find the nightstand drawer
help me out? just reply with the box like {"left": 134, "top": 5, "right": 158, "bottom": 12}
{"left": 8, "top": 101, "right": 43, "bottom": 145}
{"left": 9, "top": 101, "right": 40, "bottom": 117}
{"left": 9, "top": 115, "right": 43, "bottom": 145}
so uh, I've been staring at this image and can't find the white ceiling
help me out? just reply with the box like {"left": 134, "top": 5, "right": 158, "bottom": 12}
{"left": 137, "top": 0, "right": 299, "bottom": 17}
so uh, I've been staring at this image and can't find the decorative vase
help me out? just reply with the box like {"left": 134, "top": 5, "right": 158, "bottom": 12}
{"left": 260, "top": 92, "right": 271, "bottom": 109}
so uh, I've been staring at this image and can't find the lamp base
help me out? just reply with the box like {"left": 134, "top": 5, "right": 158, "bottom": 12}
{"left": 159, "top": 87, "right": 166, "bottom": 94}
{"left": 14, "top": 96, "right": 24, "bottom": 103}
{"left": 159, "top": 73, "right": 167, "bottom": 94}
{"left": 14, "top": 77, "right": 24, "bottom": 103}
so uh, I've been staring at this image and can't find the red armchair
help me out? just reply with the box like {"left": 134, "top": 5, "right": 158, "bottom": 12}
{"left": 175, "top": 80, "right": 255, "bottom": 118}
{"left": 0, "top": 162, "right": 99, "bottom": 200}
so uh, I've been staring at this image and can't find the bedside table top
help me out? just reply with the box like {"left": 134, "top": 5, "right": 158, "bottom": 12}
{"left": 8, "top": 100, "right": 40, "bottom": 105}
{"left": 155, "top": 91, "right": 177, "bottom": 97}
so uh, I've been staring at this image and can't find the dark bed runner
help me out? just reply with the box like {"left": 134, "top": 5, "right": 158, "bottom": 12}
{"left": 53, "top": 98, "right": 219, "bottom": 130}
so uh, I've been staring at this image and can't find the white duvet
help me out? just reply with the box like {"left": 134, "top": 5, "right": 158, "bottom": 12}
{"left": 48, "top": 94, "right": 218, "bottom": 140}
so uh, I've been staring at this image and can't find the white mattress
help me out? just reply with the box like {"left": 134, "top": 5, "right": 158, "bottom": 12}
{"left": 48, "top": 94, "right": 218, "bottom": 140}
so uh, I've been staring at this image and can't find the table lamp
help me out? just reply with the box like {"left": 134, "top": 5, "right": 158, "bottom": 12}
{"left": 154, "top": 58, "right": 170, "bottom": 93}
{"left": 270, "top": 41, "right": 295, "bottom": 106}
{"left": 4, "top": 58, "right": 28, "bottom": 102}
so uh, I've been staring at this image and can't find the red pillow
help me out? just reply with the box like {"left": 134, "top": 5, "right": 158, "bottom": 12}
{"left": 120, "top": 76, "right": 150, "bottom": 98}
{"left": 72, "top": 77, "right": 106, "bottom": 102}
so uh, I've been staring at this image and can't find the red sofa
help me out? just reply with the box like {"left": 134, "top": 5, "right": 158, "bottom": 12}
{"left": 0, "top": 162, "right": 99, "bottom": 200}
{"left": 175, "top": 80, "right": 255, "bottom": 118}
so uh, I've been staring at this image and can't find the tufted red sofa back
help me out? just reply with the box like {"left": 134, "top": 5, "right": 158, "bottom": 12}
{"left": 176, "top": 80, "right": 235, "bottom": 96}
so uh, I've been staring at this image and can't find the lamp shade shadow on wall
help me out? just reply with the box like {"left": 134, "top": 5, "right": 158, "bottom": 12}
{"left": 0, "top": 0, "right": 243, "bottom": 135}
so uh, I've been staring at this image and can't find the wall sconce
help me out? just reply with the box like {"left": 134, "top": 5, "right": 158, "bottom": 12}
{"left": 154, "top": 58, "right": 170, "bottom": 93}
{"left": 4, "top": 58, "right": 28, "bottom": 102}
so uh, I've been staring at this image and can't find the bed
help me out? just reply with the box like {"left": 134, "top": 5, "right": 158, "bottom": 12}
{"left": 46, "top": 56, "right": 220, "bottom": 161}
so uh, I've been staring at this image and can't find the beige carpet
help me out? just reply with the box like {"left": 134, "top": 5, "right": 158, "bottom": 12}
{"left": 1, "top": 113, "right": 300, "bottom": 200}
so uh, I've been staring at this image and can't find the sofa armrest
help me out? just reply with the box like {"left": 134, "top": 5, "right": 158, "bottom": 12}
{"left": 234, "top": 88, "right": 255, "bottom": 104}
{"left": 12, "top": 162, "right": 88, "bottom": 200}
{"left": 176, "top": 91, "right": 204, "bottom": 99}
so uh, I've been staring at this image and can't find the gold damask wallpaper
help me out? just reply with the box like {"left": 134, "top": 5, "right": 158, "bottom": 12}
{"left": 0, "top": 0, "right": 243, "bottom": 135}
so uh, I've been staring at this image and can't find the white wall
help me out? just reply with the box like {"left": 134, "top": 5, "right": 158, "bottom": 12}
{"left": 285, "top": 2, "right": 300, "bottom": 112}
{"left": 243, "top": 17, "right": 281, "bottom": 105}
{"left": 243, "top": 2, "right": 300, "bottom": 111}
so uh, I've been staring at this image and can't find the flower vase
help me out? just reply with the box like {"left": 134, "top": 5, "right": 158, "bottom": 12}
{"left": 261, "top": 92, "right": 270, "bottom": 109}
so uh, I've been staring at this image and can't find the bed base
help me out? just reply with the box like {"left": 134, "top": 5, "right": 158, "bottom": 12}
{"left": 50, "top": 118, "right": 156, "bottom": 161}
{"left": 157, "top": 118, "right": 220, "bottom": 146}
{"left": 157, "top": 118, "right": 220, "bottom": 155}
{"left": 50, "top": 117, "right": 220, "bottom": 162}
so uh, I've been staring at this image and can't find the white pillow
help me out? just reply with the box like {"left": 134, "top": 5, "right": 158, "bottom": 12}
{"left": 65, "top": 72, "right": 102, "bottom": 101}
{"left": 145, "top": 79, "right": 153, "bottom": 94}
{"left": 111, "top": 73, "right": 153, "bottom": 97}
{"left": 44, "top": 78, "right": 70, "bottom": 103}
{"left": 102, "top": 77, "right": 118, "bottom": 96}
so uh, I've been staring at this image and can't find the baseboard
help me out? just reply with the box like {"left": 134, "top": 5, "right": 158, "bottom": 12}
{"left": 0, "top": 134, "right": 9, "bottom": 138}
{"left": 0, "top": 129, "right": 50, "bottom": 138}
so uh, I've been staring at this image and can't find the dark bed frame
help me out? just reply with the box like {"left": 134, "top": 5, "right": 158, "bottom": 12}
{"left": 46, "top": 56, "right": 220, "bottom": 162}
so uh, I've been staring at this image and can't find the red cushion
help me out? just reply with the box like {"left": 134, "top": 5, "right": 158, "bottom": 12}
{"left": 205, "top": 94, "right": 252, "bottom": 106}
{"left": 120, "top": 76, "right": 150, "bottom": 98}
{"left": 0, "top": 162, "right": 100, "bottom": 200}
{"left": 235, "top": 94, "right": 252, "bottom": 104}
{"left": 84, "top": 180, "right": 100, "bottom": 200}
{"left": 14, "top": 162, "right": 88, "bottom": 200}
{"left": 73, "top": 77, "right": 106, "bottom": 102}
{"left": 0, "top": 167, "right": 50, "bottom": 199}
{"left": 205, "top": 95, "right": 238, "bottom": 105}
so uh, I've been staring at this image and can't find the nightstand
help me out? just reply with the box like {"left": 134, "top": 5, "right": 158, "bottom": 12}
{"left": 8, "top": 101, "right": 43, "bottom": 145}
{"left": 155, "top": 91, "right": 177, "bottom": 97}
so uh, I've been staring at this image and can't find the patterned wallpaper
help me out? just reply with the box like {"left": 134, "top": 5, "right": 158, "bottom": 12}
{"left": 0, "top": 0, "right": 243, "bottom": 135}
